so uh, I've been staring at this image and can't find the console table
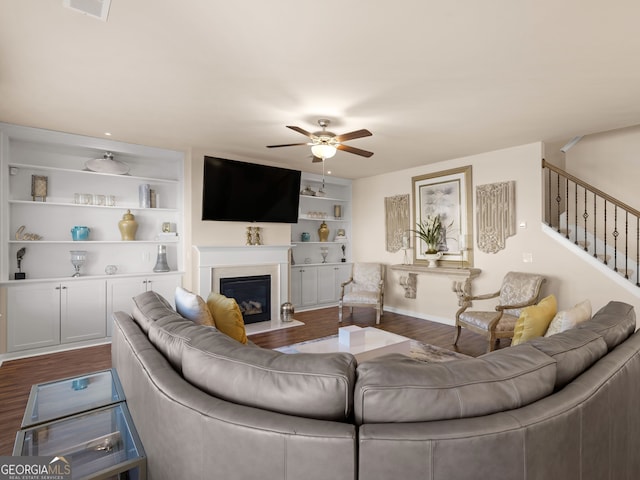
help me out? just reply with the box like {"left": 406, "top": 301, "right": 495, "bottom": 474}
{"left": 390, "top": 264, "right": 481, "bottom": 305}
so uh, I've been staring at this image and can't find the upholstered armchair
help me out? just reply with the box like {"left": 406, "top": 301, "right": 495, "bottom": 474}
{"left": 453, "top": 271, "right": 545, "bottom": 352}
{"left": 339, "top": 263, "right": 385, "bottom": 324}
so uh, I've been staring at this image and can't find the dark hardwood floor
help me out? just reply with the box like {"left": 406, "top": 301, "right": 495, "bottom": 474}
{"left": 0, "top": 306, "right": 499, "bottom": 455}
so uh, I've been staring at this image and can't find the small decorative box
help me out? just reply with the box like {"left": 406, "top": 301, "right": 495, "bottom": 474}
{"left": 339, "top": 326, "right": 365, "bottom": 346}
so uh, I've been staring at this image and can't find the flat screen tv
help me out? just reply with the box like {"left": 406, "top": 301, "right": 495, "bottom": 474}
{"left": 202, "top": 156, "right": 301, "bottom": 223}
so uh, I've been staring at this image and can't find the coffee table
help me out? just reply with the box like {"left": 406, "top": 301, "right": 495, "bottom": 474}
{"left": 287, "top": 327, "right": 411, "bottom": 362}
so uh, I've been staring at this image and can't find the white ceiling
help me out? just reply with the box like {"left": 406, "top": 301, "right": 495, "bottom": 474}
{"left": 2, "top": 1, "right": 640, "bottom": 179}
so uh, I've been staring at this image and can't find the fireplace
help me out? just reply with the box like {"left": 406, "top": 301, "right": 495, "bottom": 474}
{"left": 194, "top": 245, "right": 304, "bottom": 334}
{"left": 220, "top": 275, "right": 271, "bottom": 324}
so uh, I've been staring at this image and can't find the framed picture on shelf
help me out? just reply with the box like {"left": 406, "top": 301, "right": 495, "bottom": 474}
{"left": 412, "top": 165, "right": 473, "bottom": 267}
{"left": 31, "top": 175, "right": 48, "bottom": 202}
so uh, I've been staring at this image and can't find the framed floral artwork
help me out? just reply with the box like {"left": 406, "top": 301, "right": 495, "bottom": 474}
{"left": 412, "top": 165, "right": 473, "bottom": 267}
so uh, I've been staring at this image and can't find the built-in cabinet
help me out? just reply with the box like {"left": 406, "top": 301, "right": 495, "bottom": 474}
{"left": 106, "top": 273, "right": 181, "bottom": 336}
{"left": 290, "top": 173, "right": 352, "bottom": 310}
{"left": 8, "top": 279, "right": 106, "bottom": 352}
{"left": 0, "top": 123, "right": 185, "bottom": 358}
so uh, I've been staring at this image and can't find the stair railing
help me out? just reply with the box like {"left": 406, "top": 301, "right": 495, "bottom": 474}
{"left": 542, "top": 159, "right": 640, "bottom": 287}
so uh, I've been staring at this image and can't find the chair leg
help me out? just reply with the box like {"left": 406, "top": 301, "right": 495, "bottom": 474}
{"left": 338, "top": 301, "right": 343, "bottom": 322}
{"left": 487, "top": 333, "right": 497, "bottom": 353}
{"left": 453, "top": 325, "right": 461, "bottom": 345}
{"left": 375, "top": 307, "right": 380, "bottom": 325}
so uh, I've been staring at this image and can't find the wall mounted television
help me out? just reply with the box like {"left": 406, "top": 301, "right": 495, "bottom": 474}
{"left": 202, "top": 156, "right": 302, "bottom": 223}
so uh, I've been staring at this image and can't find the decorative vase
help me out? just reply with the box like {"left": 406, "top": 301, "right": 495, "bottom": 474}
{"left": 70, "top": 225, "right": 90, "bottom": 241}
{"left": 153, "top": 244, "right": 170, "bottom": 272}
{"left": 318, "top": 221, "right": 330, "bottom": 242}
{"left": 280, "top": 302, "right": 295, "bottom": 322}
{"left": 423, "top": 251, "right": 443, "bottom": 268}
{"left": 118, "top": 209, "right": 138, "bottom": 240}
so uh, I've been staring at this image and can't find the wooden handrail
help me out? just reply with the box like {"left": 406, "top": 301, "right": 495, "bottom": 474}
{"left": 542, "top": 159, "right": 640, "bottom": 218}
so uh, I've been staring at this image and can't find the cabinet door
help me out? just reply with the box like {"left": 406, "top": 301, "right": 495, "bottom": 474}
{"left": 300, "top": 268, "right": 318, "bottom": 306}
{"left": 60, "top": 280, "right": 106, "bottom": 344}
{"left": 7, "top": 283, "right": 60, "bottom": 352}
{"left": 317, "top": 265, "right": 337, "bottom": 304}
{"left": 290, "top": 267, "right": 303, "bottom": 307}
{"left": 290, "top": 267, "right": 318, "bottom": 308}
{"left": 146, "top": 274, "right": 182, "bottom": 307}
{"left": 334, "top": 264, "right": 352, "bottom": 300}
{"left": 106, "top": 277, "right": 148, "bottom": 337}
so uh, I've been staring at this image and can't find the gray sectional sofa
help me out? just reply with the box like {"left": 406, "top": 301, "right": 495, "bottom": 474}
{"left": 112, "top": 292, "right": 640, "bottom": 480}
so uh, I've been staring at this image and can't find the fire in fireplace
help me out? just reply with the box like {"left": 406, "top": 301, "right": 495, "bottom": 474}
{"left": 219, "top": 275, "right": 271, "bottom": 324}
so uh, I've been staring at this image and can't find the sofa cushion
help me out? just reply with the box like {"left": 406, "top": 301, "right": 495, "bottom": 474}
{"left": 148, "top": 316, "right": 215, "bottom": 372}
{"left": 353, "top": 344, "right": 556, "bottom": 424}
{"left": 545, "top": 299, "right": 591, "bottom": 337}
{"left": 182, "top": 328, "right": 357, "bottom": 421}
{"left": 206, "top": 292, "right": 247, "bottom": 344}
{"left": 512, "top": 295, "right": 557, "bottom": 345}
{"left": 577, "top": 301, "right": 636, "bottom": 350}
{"left": 175, "top": 286, "right": 216, "bottom": 327}
{"left": 527, "top": 327, "right": 607, "bottom": 389}
{"left": 132, "top": 290, "right": 177, "bottom": 334}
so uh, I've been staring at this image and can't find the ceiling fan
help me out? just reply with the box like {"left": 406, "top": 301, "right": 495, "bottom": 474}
{"left": 266, "top": 119, "right": 373, "bottom": 162}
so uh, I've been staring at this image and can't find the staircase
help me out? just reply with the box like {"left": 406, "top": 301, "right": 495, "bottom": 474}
{"left": 542, "top": 159, "right": 640, "bottom": 288}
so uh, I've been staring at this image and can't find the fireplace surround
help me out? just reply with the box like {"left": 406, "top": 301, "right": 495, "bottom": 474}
{"left": 193, "top": 245, "right": 303, "bottom": 334}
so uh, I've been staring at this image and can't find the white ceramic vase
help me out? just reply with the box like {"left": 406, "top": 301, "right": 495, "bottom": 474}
{"left": 423, "top": 251, "right": 442, "bottom": 268}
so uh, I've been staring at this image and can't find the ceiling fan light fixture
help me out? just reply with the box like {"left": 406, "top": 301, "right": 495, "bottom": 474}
{"left": 311, "top": 144, "right": 337, "bottom": 159}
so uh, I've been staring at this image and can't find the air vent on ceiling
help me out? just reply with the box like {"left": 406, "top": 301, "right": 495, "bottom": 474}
{"left": 63, "top": 0, "right": 112, "bottom": 21}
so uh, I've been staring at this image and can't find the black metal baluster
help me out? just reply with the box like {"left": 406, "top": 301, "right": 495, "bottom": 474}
{"left": 636, "top": 215, "right": 639, "bottom": 286}
{"left": 593, "top": 193, "right": 598, "bottom": 259}
{"left": 556, "top": 172, "right": 562, "bottom": 234}
{"left": 624, "top": 211, "right": 629, "bottom": 279}
{"left": 574, "top": 180, "right": 578, "bottom": 245}
{"left": 604, "top": 200, "right": 608, "bottom": 265}
{"left": 613, "top": 206, "right": 619, "bottom": 272}
{"left": 583, "top": 187, "right": 588, "bottom": 251}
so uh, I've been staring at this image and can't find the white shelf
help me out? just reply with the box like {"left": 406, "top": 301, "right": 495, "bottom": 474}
{"left": 300, "top": 194, "right": 346, "bottom": 202}
{"left": 292, "top": 241, "right": 347, "bottom": 245}
{"left": 8, "top": 162, "right": 179, "bottom": 183}
{"left": 292, "top": 262, "right": 350, "bottom": 267}
{"left": 297, "top": 216, "right": 347, "bottom": 222}
{"left": 0, "top": 270, "right": 186, "bottom": 286}
{"left": 8, "top": 239, "right": 179, "bottom": 245}
{"left": 8, "top": 200, "right": 177, "bottom": 212}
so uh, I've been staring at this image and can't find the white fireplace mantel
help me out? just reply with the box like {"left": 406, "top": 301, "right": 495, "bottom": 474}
{"left": 193, "top": 245, "right": 300, "bottom": 334}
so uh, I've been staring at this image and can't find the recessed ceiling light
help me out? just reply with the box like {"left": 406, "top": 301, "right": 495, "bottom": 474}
{"left": 104, "top": 132, "right": 112, "bottom": 136}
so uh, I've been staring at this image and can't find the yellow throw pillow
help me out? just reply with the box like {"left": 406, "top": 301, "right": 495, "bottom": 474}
{"left": 512, "top": 295, "right": 557, "bottom": 346}
{"left": 206, "top": 292, "right": 248, "bottom": 344}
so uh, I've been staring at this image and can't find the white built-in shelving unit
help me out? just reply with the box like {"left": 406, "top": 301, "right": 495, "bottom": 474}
{"left": 0, "top": 123, "right": 185, "bottom": 358}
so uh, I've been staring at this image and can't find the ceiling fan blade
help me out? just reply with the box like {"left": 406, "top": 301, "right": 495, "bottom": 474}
{"left": 287, "top": 125, "right": 316, "bottom": 139}
{"left": 312, "top": 156, "right": 323, "bottom": 163}
{"left": 266, "top": 142, "right": 310, "bottom": 148}
{"left": 337, "top": 144, "right": 374, "bottom": 158}
{"left": 334, "top": 129, "right": 372, "bottom": 142}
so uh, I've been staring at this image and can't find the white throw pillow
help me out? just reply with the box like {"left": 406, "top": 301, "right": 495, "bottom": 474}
{"left": 175, "top": 287, "right": 216, "bottom": 327}
{"left": 545, "top": 299, "right": 592, "bottom": 337}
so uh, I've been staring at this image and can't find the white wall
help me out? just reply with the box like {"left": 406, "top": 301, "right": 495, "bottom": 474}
{"left": 565, "top": 124, "right": 640, "bottom": 208}
{"left": 352, "top": 142, "right": 640, "bottom": 325}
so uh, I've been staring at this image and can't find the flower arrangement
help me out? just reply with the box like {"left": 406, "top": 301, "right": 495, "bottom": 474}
{"left": 413, "top": 214, "right": 445, "bottom": 254}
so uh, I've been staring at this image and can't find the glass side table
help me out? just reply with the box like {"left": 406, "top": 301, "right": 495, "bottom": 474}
{"left": 21, "top": 368, "right": 125, "bottom": 429}
{"left": 14, "top": 402, "right": 146, "bottom": 480}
